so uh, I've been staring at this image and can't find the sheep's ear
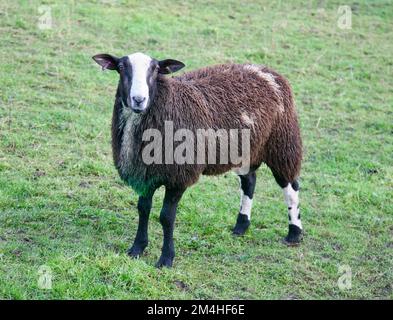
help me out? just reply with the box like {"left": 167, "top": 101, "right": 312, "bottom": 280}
{"left": 92, "top": 54, "right": 119, "bottom": 71}
{"left": 158, "top": 59, "right": 185, "bottom": 74}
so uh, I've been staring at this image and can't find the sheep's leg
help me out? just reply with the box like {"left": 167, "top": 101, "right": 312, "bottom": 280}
{"left": 156, "top": 187, "right": 185, "bottom": 268}
{"left": 233, "top": 171, "right": 256, "bottom": 236}
{"left": 127, "top": 193, "right": 154, "bottom": 258}
{"left": 272, "top": 171, "right": 302, "bottom": 245}
{"left": 282, "top": 181, "right": 302, "bottom": 245}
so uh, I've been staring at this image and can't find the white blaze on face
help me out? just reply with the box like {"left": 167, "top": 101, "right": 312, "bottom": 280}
{"left": 128, "top": 52, "right": 153, "bottom": 111}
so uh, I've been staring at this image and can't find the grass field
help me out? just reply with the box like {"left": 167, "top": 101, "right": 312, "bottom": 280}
{"left": 0, "top": 0, "right": 392, "bottom": 299}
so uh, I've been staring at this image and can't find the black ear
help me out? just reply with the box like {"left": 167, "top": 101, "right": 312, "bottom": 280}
{"left": 158, "top": 59, "right": 185, "bottom": 74}
{"left": 92, "top": 54, "right": 119, "bottom": 71}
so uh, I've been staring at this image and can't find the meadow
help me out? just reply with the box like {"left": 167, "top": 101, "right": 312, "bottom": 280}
{"left": 0, "top": 0, "right": 392, "bottom": 299}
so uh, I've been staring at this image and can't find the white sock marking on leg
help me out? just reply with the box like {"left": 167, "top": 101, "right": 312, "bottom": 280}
{"left": 240, "top": 189, "right": 253, "bottom": 220}
{"left": 283, "top": 184, "right": 302, "bottom": 229}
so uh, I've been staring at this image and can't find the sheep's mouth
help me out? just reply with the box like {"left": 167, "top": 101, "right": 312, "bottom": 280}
{"left": 131, "top": 100, "right": 148, "bottom": 113}
{"left": 132, "top": 108, "right": 143, "bottom": 114}
{"left": 121, "top": 100, "right": 145, "bottom": 114}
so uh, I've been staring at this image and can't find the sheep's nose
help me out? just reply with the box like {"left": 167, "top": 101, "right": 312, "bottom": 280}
{"left": 132, "top": 96, "right": 146, "bottom": 105}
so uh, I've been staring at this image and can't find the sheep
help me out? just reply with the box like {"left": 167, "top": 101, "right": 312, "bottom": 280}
{"left": 92, "top": 52, "right": 303, "bottom": 268}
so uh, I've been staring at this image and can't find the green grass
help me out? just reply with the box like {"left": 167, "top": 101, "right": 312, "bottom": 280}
{"left": 0, "top": 0, "right": 392, "bottom": 299}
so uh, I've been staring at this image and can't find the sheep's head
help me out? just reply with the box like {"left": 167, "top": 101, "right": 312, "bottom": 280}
{"left": 93, "top": 52, "right": 185, "bottom": 113}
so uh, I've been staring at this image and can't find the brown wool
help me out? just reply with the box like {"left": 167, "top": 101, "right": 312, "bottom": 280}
{"left": 111, "top": 63, "right": 302, "bottom": 193}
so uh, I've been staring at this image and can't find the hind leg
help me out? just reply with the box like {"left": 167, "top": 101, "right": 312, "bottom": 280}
{"left": 272, "top": 170, "right": 303, "bottom": 245}
{"left": 233, "top": 171, "right": 256, "bottom": 235}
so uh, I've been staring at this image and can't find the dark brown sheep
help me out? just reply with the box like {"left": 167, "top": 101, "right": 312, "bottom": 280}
{"left": 93, "top": 52, "right": 303, "bottom": 268}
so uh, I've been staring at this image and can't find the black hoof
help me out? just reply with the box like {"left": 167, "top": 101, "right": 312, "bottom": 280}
{"left": 232, "top": 213, "right": 250, "bottom": 236}
{"left": 127, "top": 243, "right": 147, "bottom": 258}
{"left": 283, "top": 224, "right": 303, "bottom": 246}
{"left": 155, "top": 255, "right": 174, "bottom": 268}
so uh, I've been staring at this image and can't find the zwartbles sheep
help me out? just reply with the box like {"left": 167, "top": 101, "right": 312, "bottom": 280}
{"left": 93, "top": 52, "right": 303, "bottom": 268}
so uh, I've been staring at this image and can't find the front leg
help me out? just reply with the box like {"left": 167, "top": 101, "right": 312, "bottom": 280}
{"left": 127, "top": 192, "right": 154, "bottom": 258}
{"left": 156, "top": 187, "right": 185, "bottom": 268}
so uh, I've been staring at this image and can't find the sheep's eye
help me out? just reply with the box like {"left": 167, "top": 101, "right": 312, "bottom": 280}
{"left": 118, "top": 64, "right": 124, "bottom": 71}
